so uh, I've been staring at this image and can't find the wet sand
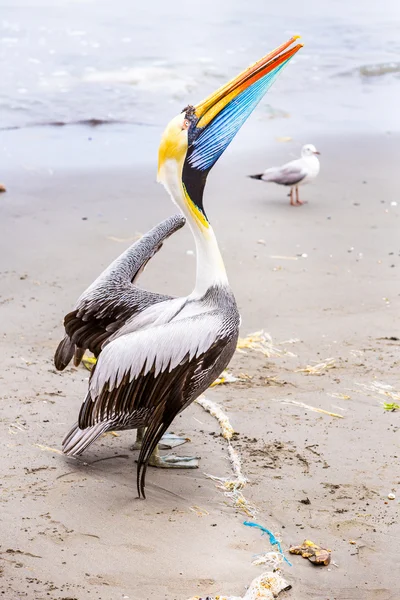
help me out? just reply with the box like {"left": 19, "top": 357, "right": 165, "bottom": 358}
{"left": 0, "top": 131, "right": 399, "bottom": 600}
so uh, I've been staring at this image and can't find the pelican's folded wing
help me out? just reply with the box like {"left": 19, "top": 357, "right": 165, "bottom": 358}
{"left": 54, "top": 214, "right": 186, "bottom": 370}
{"left": 63, "top": 307, "right": 239, "bottom": 496}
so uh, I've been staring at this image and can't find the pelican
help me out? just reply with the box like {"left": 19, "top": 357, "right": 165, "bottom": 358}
{"left": 249, "top": 143, "right": 320, "bottom": 205}
{"left": 55, "top": 36, "right": 303, "bottom": 497}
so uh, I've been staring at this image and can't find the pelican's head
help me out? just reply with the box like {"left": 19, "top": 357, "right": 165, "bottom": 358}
{"left": 301, "top": 143, "right": 320, "bottom": 157}
{"left": 158, "top": 36, "right": 303, "bottom": 229}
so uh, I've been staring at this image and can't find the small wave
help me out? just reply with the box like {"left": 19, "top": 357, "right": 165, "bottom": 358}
{"left": 359, "top": 62, "right": 400, "bottom": 77}
{"left": 0, "top": 118, "right": 155, "bottom": 131}
{"left": 82, "top": 66, "right": 196, "bottom": 95}
{"left": 338, "top": 62, "right": 400, "bottom": 78}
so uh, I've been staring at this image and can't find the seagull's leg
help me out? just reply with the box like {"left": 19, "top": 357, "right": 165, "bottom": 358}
{"left": 131, "top": 428, "right": 189, "bottom": 451}
{"left": 290, "top": 188, "right": 296, "bottom": 206}
{"left": 295, "top": 187, "right": 304, "bottom": 205}
{"left": 148, "top": 445, "right": 200, "bottom": 469}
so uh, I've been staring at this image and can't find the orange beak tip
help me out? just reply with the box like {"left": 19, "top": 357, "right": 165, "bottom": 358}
{"left": 292, "top": 35, "right": 301, "bottom": 41}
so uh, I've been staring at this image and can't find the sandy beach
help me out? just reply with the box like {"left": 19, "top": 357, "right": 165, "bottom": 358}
{"left": 0, "top": 129, "right": 399, "bottom": 599}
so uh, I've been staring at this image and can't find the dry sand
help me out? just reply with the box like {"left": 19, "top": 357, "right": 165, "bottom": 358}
{"left": 0, "top": 131, "right": 399, "bottom": 600}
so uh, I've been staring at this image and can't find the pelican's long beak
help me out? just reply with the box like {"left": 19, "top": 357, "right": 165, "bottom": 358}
{"left": 180, "top": 37, "right": 302, "bottom": 225}
{"left": 185, "top": 36, "right": 302, "bottom": 174}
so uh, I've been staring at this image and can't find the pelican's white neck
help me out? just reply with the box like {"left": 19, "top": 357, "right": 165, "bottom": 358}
{"left": 159, "top": 159, "right": 228, "bottom": 297}
{"left": 188, "top": 221, "right": 228, "bottom": 297}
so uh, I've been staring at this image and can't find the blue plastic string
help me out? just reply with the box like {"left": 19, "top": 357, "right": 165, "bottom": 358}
{"left": 243, "top": 521, "right": 292, "bottom": 567}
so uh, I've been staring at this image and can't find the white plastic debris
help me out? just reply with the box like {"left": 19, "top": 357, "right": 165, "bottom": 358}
{"left": 237, "top": 330, "right": 296, "bottom": 358}
{"left": 187, "top": 571, "right": 291, "bottom": 600}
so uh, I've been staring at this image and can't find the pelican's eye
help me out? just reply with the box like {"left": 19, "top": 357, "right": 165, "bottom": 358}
{"left": 182, "top": 119, "right": 190, "bottom": 130}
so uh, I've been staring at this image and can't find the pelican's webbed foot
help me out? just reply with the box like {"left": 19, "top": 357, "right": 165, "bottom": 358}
{"left": 148, "top": 447, "right": 200, "bottom": 469}
{"left": 131, "top": 429, "right": 190, "bottom": 451}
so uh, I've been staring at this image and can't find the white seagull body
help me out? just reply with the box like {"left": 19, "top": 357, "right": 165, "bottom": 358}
{"left": 250, "top": 143, "right": 320, "bottom": 205}
{"left": 54, "top": 36, "right": 303, "bottom": 497}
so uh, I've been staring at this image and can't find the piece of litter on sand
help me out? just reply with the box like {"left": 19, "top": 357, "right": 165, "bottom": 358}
{"left": 281, "top": 399, "right": 344, "bottom": 419}
{"left": 237, "top": 330, "right": 296, "bottom": 358}
{"left": 251, "top": 551, "right": 284, "bottom": 568}
{"left": 383, "top": 402, "right": 400, "bottom": 411}
{"left": 269, "top": 255, "right": 298, "bottom": 260}
{"left": 187, "top": 571, "right": 291, "bottom": 600}
{"left": 210, "top": 370, "right": 239, "bottom": 387}
{"left": 103, "top": 431, "right": 120, "bottom": 437}
{"left": 34, "top": 443, "right": 63, "bottom": 455}
{"left": 328, "top": 392, "right": 351, "bottom": 400}
{"left": 296, "top": 358, "right": 336, "bottom": 375}
{"left": 189, "top": 505, "right": 209, "bottom": 516}
{"left": 8, "top": 422, "right": 27, "bottom": 434}
{"left": 211, "top": 371, "right": 252, "bottom": 387}
{"left": 244, "top": 522, "right": 292, "bottom": 567}
{"left": 387, "top": 493, "right": 396, "bottom": 500}
{"left": 356, "top": 381, "right": 400, "bottom": 404}
{"left": 82, "top": 354, "right": 97, "bottom": 371}
{"left": 0, "top": 183, "right": 6, "bottom": 193}
{"left": 289, "top": 539, "right": 331, "bottom": 566}
{"left": 106, "top": 235, "right": 138, "bottom": 243}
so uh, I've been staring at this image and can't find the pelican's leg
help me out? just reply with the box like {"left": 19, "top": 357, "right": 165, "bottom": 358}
{"left": 131, "top": 428, "right": 189, "bottom": 451}
{"left": 148, "top": 445, "right": 200, "bottom": 469}
{"left": 295, "top": 186, "right": 304, "bottom": 205}
{"left": 290, "top": 188, "right": 296, "bottom": 206}
{"left": 130, "top": 427, "right": 145, "bottom": 451}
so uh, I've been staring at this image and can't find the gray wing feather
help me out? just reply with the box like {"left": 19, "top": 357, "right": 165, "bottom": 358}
{"left": 78, "top": 214, "right": 185, "bottom": 302}
{"left": 54, "top": 214, "right": 186, "bottom": 369}
{"left": 262, "top": 165, "right": 307, "bottom": 186}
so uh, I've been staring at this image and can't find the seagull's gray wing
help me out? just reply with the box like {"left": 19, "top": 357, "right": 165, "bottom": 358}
{"left": 54, "top": 214, "right": 186, "bottom": 370}
{"left": 261, "top": 162, "right": 307, "bottom": 186}
{"left": 62, "top": 298, "right": 240, "bottom": 497}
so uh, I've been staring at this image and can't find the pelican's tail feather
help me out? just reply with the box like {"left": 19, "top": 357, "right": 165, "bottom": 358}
{"left": 54, "top": 335, "right": 75, "bottom": 371}
{"left": 62, "top": 421, "right": 111, "bottom": 456}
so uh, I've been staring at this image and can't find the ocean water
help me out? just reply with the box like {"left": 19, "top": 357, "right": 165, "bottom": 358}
{"left": 1, "top": 0, "right": 399, "bottom": 169}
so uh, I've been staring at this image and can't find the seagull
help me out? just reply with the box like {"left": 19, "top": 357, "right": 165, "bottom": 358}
{"left": 54, "top": 36, "right": 303, "bottom": 498}
{"left": 249, "top": 144, "right": 320, "bottom": 205}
